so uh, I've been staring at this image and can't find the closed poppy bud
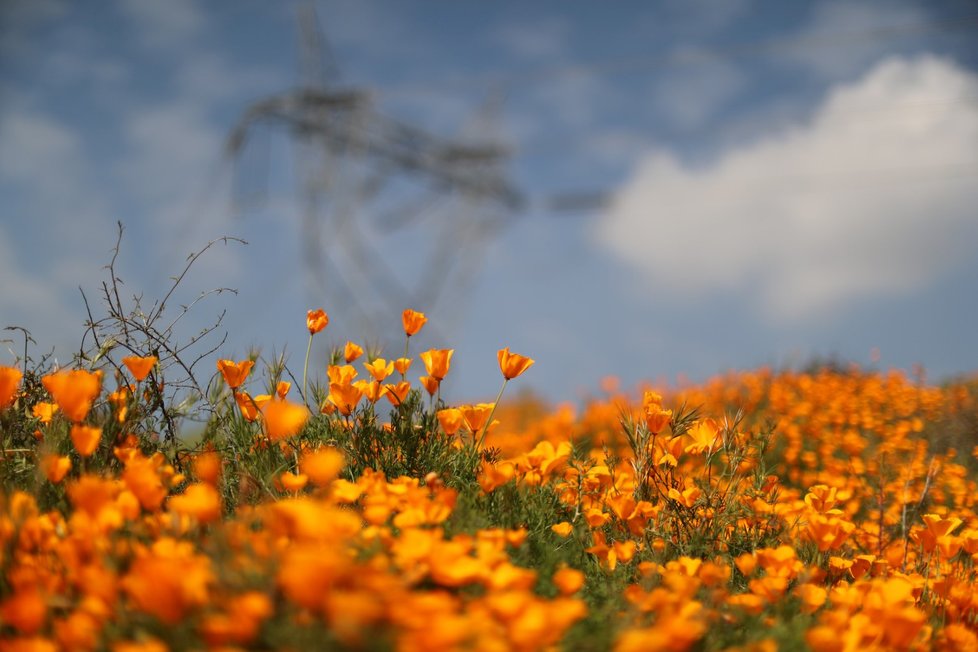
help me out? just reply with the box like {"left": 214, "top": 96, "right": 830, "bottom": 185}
{"left": 402, "top": 309, "right": 427, "bottom": 336}
{"left": 122, "top": 355, "right": 157, "bottom": 382}
{"left": 419, "top": 375, "right": 440, "bottom": 396}
{"left": 0, "top": 366, "right": 23, "bottom": 411}
{"left": 394, "top": 357, "right": 412, "bottom": 375}
{"left": 420, "top": 349, "right": 454, "bottom": 381}
{"left": 275, "top": 381, "right": 291, "bottom": 400}
{"left": 497, "top": 347, "right": 534, "bottom": 380}
{"left": 71, "top": 424, "right": 102, "bottom": 457}
{"left": 217, "top": 359, "right": 254, "bottom": 390}
{"left": 306, "top": 308, "right": 328, "bottom": 335}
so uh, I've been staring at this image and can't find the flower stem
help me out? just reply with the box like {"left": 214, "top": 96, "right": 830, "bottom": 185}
{"left": 302, "top": 333, "right": 313, "bottom": 410}
{"left": 478, "top": 379, "right": 508, "bottom": 449}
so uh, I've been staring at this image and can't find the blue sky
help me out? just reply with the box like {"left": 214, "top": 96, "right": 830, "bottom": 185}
{"left": 2, "top": 0, "right": 977, "bottom": 403}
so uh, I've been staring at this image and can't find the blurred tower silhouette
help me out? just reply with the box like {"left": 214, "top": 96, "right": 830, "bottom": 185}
{"left": 226, "top": 2, "right": 522, "bottom": 335}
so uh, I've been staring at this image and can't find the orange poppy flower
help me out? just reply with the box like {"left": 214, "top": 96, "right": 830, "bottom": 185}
{"left": 261, "top": 399, "right": 309, "bottom": 442}
{"left": 234, "top": 392, "right": 270, "bottom": 422}
{"left": 402, "top": 309, "right": 427, "bottom": 336}
{"left": 363, "top": 358, "right": 395, "bottom": 382}
{"left": 437, "top": 408, "right": 464, "bottom": 436}
{"left": 216, "top": 359, "right": 254, "bottom": 389}
{"left": 193, "top": 450, "right": 222, "bottom": 485}
{"left": 327, "top": 364, "right": 358, "bottom": 385}
{"left": 344, "top": 342, "right": 364, "bottom": 363}
{"left": 460, "top": 403, "right": 495, "bottom": 434}
{"left": 0, "top": 366, "right": 23, "bottom": 411}
{"left": 358, "top": 379, "right": 385, "bottom": 404}
{"left": 306, "top": 308, "right": 329, "bottom": 335}
{"left": 384, "top": 381, "right": 411, "bottom": 406}
{"left": 32, "top": 401, "right": 59, "bottom": 425}
{"left": 420, "top": 349, "right": 454, "bottom": 381}
{"left": 299, "top": 447, "right": 345, "bottom": 486}
{"left": 168, "top": 482, "right": 222, "bottom": 524}
{"left": 419, "top": 375, "right": 440, "bottom": 396}
{"left": 42, "top": 454, "right": 72, "bottom": 484}
{"left": 553, "top": 567, "right": 584, "bottom": 595}
{"left": 497, "top": 347, "right": 535, "bottom": 380}
{"left": 394, "top": 357, "right": 412, "bottom": 375}
{"left": 328, "top": 382, "right": 363, "bottom": 416}
{"left": 70, "top": 424, "right": 102, "bottom": 457}
{"left": 122, "top": 355, "right": 157, "bottom": 382}
{"left": 278, "top": 472, "right": 309, "bottom": 493}
{"left": 42, "top": 369, "right": 102, "bottom": 422}
{"left": 275, "top": 381, "right": 291, "bottom": 399}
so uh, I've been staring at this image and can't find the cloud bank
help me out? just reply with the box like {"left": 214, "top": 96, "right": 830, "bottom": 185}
{"left": 598, "top": 55, "right": 978, "bottom": 321}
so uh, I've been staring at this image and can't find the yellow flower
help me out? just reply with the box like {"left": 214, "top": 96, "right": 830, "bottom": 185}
{"left": 497, "top": 347, "right": 535, "bottom": 380}
{"left": 306, "top": 308, "right": 329, "bottom": 334}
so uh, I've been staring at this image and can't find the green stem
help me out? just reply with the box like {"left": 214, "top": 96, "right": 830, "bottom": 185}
{"left": 478, "top": 379, "right": 508, "bottom": 449}
{"left": 302, "top": 333, "right": 313, "bottom": 410}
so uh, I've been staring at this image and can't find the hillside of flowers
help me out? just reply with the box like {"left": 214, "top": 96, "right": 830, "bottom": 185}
{"left": 2, "top": 305, "right": 978, "bottom": 651}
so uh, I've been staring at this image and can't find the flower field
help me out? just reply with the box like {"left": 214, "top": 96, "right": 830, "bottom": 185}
{"left": 2, "top": 308, "right": 978, "bottom": 651}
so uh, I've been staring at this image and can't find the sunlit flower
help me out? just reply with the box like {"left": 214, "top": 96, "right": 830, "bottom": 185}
{"left": 394, "top": 357, "right": 412, "bottom": 375}
{"left": 497, "top": 347, "right": 535, "bottom": 380}
{"left": 364, "top": 357, "right": 395, "bottom": 382}
{"left": 32, "top": 401, "right": 59, "bottom": 424}
{"left": 328, "top": 382, "right": 363, "bottom": 417}
{"left": 402, "top": 309, "right": 427, "bottom": 336}
{"left": 460, "top": 403, "right": 495, "bottom": 434}
{"left": 419, "top": 375, "right": 440, "bottom": 396}
{"left": 42, "top": 454, "right": 72, "bottom": 484}
{"left": 384, "top": 381, "right": 411, "bottom": 406}
{"left": 70, "top": 424, "right": 102, "bottom": 458}
{"left": 300, "top": 447, "right": 344, "bottom": 486}
{"left": 216, "top": 359, "right": 253, "bottom": 389}
{"left": 344, "top": 342, "right": 364, "bottom": 363}
{"left": 262, "top": 399, "right": 309, "bottom": 442}
{"left": 437, "top": 408, "right": 464, "bottom": 436}
{"left": 235, "top": 391, "right": 269, "bottom": 422}
{"left": 122, "top": 355, "right": 157, "bottom": 382}
{"left": 328, "top": 364, "right": 358, "bottom": 385}
{"left": 306, "top": 308, "right": 328, "bottom": 334}
{"left": 278, "top": 472, "right": 309, "bottom": 493}
{"left": 42, "top": 369, "right": 102, "bottom": 422}
{"left": 420, "top": 349, "right": 454, "bottom": 381}
{"left": 168, "top": 483, "right": 222, "bottom": 524}
{"left": 0, "top": 365, "right": 23, "bottom": 411}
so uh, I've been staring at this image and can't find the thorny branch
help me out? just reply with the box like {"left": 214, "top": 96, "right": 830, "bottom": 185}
{"left": 78, "top": 221, "right": 247, "bottom": 445}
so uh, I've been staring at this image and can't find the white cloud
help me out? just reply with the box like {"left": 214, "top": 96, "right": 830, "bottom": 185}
{"left": 597, "top": 55, "right": 978, "bottom": 322}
